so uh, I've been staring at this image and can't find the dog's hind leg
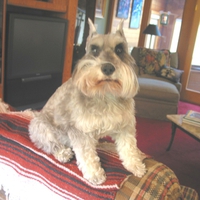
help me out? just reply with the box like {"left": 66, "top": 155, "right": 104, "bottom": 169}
{"left": 52, "top": 145, "right": 74, "bottom": 163}
{"left": 29, "top": 115, "right": 74, "bottom": 163}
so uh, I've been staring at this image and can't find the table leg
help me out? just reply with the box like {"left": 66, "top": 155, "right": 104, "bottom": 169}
{"left": 166, "top": 122, "right": 177, "bottom": 151}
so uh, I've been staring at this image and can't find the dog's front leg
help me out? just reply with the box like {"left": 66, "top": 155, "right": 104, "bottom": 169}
{"left": 113, "top": 130, "right": 146, "bottom": 178}
{"left": 69, "top": 132, "right": 106, "bottom": 185}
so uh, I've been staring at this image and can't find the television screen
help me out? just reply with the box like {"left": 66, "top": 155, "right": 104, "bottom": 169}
{"left": 6, "top": 13, "right": 68, "bottom": 79}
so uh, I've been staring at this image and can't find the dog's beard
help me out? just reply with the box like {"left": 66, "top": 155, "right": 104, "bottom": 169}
{"left": 72, "top": 59, "right": 138, "bottom": 98}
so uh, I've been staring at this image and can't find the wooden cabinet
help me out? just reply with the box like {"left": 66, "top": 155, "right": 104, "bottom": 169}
{"left": 0, "top": 0, "right": 78, "bottom": 100}
{"left": 7, "top": 0, "right": 68, "bottom": 12}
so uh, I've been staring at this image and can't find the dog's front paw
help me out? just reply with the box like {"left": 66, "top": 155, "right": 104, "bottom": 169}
{"left": 132, "top": 162, "right": 146, "bottom": 178}
{"left": 84, "top": 168, "right": 106, "bottom": 185}
{"left": 54, "top": 148, "right": 74, "bottom": 163}
{"left": 125, "top": 161, "right": 146, "bottom": 178}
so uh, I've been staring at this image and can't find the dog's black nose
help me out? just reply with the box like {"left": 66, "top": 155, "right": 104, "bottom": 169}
{"left": 101, "top": 63, "right": 115, "bottom": 76}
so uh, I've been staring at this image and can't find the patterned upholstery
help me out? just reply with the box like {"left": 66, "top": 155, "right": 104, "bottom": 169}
{"left": 116, "top": 159, "right": 199, "bottom": 200}
{"left": 138, "top": 48, "right": 167, "bottom": 75}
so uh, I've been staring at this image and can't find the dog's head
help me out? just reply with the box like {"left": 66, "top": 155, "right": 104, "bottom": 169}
{"left": 72, "top": 19, "right": 139, "bottom": 98}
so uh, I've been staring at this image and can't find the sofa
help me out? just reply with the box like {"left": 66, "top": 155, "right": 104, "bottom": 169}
{"left": 0, "top": 100, "right": 198, "bottom": 200}
{"left": 131, "top": 47, "right": 183, "bottom": 120}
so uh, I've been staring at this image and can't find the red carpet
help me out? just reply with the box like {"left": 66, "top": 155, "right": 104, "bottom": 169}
{"left": 136, "top": 101, "right": 200, "bottom": 196}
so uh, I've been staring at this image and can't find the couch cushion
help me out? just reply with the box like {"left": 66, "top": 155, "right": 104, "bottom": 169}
{"left": 137, "top": 77, "right": 180, "bottom": 102}
{"left": 138, "top": 48, "right": 167, "bottom": 75}
{"left": 139, "top": 74, "right": 182, "bottom": 92}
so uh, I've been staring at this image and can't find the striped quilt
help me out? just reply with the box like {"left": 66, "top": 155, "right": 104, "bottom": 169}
{"left": 0, "top": 102, "right": 198, "bottom": 200}
{"left": 0, "top": 112, "right": 131, "bottom": 200}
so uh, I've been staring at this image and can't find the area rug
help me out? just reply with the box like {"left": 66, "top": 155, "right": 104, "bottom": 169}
{"left": 136, "top": 101, "right": 200, "bottom": 196}
{"left": 178, "top": 101, "right": 200, "bottom": 114}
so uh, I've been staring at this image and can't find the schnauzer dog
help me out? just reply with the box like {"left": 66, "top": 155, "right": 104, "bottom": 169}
{"left": 29, "top": 19, "right": 146, "bottom": 185}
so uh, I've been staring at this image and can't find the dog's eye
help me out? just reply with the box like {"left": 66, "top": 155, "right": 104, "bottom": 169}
{"left": 115, "top": 44, "right": 124, "bottom": 55}
{"left": 91, "top": 45, "right": 100, "bottom": 57}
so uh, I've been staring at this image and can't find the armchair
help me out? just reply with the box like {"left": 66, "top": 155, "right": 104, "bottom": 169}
{"left": 131, "top": 47, "right": 183, "bottom": 120}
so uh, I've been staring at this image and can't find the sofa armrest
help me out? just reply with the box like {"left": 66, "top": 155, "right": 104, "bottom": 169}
{"left": 115, "top": 158, "right": 199, "bottom": 200}
{"left": 174, "top": 81, "right": 182, "bottom": 92}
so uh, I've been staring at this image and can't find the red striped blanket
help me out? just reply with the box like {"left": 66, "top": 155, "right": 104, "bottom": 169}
{"left": 0, "top": 112, "right": 131, "bottom": 200}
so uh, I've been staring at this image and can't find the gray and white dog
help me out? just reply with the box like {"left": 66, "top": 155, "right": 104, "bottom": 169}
{"left": 29, "top": 19, "right": 146, "bottom": 185}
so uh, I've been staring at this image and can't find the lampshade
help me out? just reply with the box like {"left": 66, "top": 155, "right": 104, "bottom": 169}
{"left": 143, "top": 24, "right": 161, "bottom": 36}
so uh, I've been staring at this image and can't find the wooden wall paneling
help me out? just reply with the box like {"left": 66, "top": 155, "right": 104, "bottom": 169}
{"left": 158, "top": 0, "right": 185, "bottom": 50}
{"left": 151, "top": 0, "right": 165, "bottom": 12}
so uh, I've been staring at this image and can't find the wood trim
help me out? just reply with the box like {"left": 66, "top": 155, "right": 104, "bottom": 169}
{"left": 177, "top": 0, "right": 200, "bottom": 104}
{"left": 105, "top": 0, "right": 114, "bottom": 34}
{"left": 82, "top": 0, "right": 96, "bottom": 48}
{"left": 7, "top": 0, "right": 68, "bottom": 12}
{"left": 0, "top": 86, "right": 2, "bottom": 99}
{"left": 138, "top": 0, "right": 152, "bottom": 47}
{"left": 0, "top": 0, "right": 7, "bottom": 99}
{"left": 61, "top": 0, "right": 78, "bottom": 83}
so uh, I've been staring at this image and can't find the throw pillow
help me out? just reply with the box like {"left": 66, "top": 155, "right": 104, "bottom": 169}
{"left": 160, "top": 49, "right": 171, "bottom": 66}
{"left": 158, "top": 65, "right": 184, "bottom": 83}
{"left": 138, "top": 48, "right": 167, "bottom": 75}
{"left": 170, "top": 52, "right": 179, "bottom": 68}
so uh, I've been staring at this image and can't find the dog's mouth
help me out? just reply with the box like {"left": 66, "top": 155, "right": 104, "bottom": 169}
{"left": 97, "top": 79, "right": 120, "bottom": 84}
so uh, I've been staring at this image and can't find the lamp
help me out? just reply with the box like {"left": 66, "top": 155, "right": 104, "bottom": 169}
{"left": 143, "top": 24, "right": 161, "bottom": 48}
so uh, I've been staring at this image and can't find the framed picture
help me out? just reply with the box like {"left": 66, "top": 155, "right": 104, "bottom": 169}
{"left": 116, "top": 0, "right": 131, "bottom": 19}
{"left": 129, "top": 0, "right": 144, "bottom": 29}
{"left": 160, "top": 14, "right": 169, "bottom": 25}
{"left": 95, "top": 0, "right": 106, "bottom": 18}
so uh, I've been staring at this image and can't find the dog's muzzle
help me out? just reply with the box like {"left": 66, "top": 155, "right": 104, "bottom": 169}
{"left": 101, "top": 63, "right": 115, "bottom": 76}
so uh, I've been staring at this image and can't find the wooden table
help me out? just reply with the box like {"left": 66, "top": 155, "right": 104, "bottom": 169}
{"left": 166, "top": 114, "right": 200, "bottom": 151}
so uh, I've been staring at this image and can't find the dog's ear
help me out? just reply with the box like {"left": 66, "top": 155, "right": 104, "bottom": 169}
{"left": 88, "top": 18, "right": 97, "bottom": 38}
{"left": 85, "top": 18, "right": 97, "bottom": 51}
{"left": 116, "top": 19, "right": 127, "bottom": 41}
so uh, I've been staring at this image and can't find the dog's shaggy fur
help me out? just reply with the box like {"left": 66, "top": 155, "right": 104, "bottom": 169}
{"left": 29, "top": 19, "right": 146, "bottom": 185}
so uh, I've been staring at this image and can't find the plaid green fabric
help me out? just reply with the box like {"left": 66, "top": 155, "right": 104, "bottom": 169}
{"left": 180, "top": 186, "right": 199, "bottom": 200}
{"left": 115, "top": 159, "right": 199, "bottom": 200}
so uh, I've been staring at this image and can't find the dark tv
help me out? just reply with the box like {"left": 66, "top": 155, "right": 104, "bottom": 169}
{"left": 4, "top": 13, "right": 68, "bottom": 109}
{"left": 6, "top": 13, "right": 68, "bottom": 79}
